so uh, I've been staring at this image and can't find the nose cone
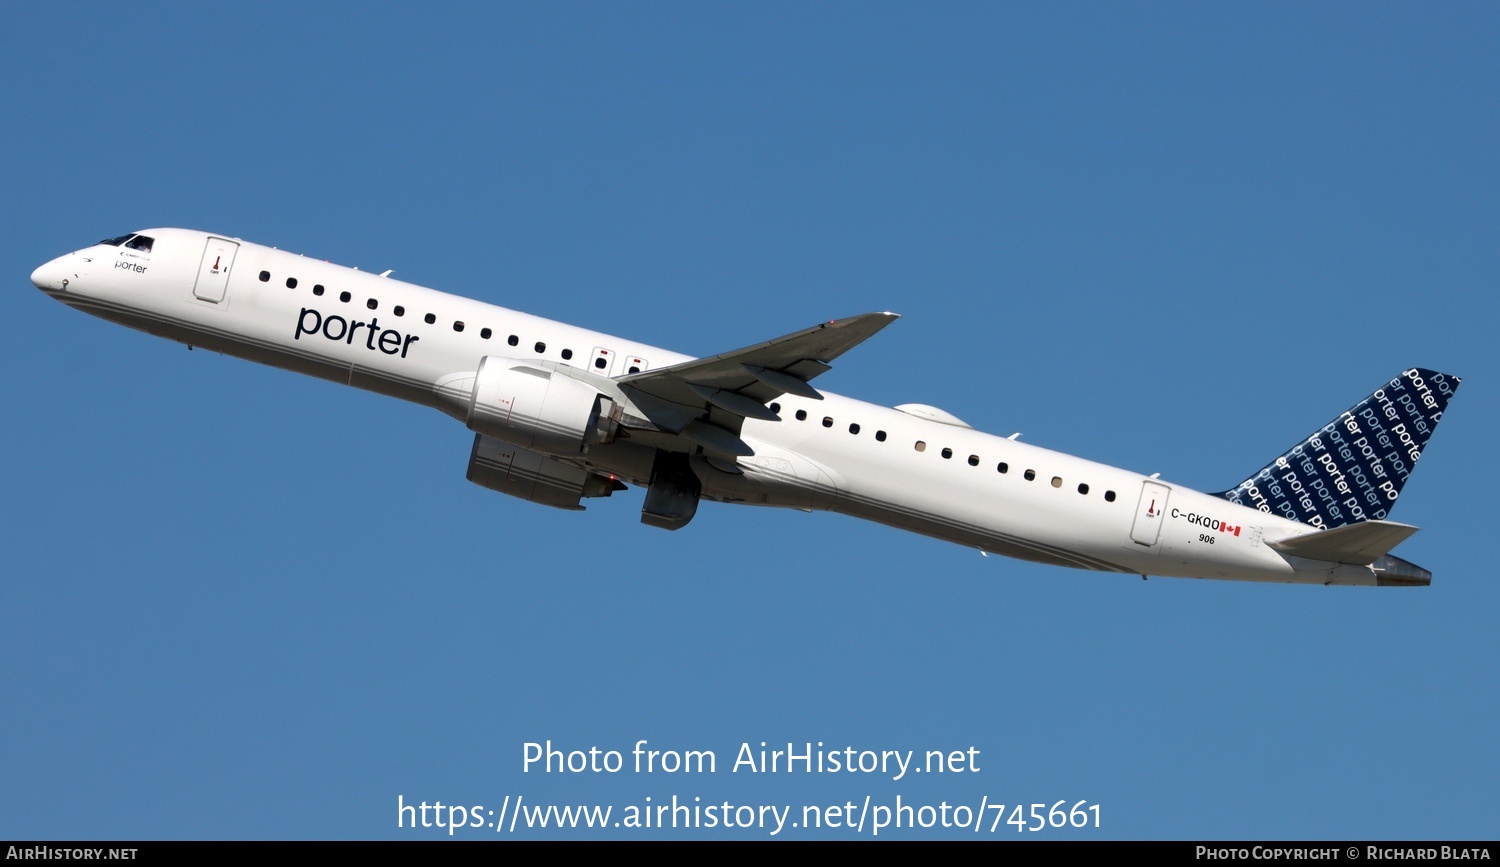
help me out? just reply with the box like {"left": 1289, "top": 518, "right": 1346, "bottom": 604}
{"left": 31, "top": 256, "right": 71, "bottom": 291}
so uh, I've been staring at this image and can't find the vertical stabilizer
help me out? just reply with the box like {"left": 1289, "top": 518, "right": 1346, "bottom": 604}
{"left": 1215, "top": 369, "right": 1459, "bottom": 529}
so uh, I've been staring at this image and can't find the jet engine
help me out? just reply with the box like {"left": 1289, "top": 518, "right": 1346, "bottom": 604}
{"left": 466, "top": 435, "right": 624, "bottom": 510}
{"left": 438, "top": 357, "right": 619, "bottom": 456}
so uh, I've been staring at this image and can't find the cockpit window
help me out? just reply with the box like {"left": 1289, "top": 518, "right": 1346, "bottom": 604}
{"left": 99, "top": 234, "right": 154, "bottom": 252}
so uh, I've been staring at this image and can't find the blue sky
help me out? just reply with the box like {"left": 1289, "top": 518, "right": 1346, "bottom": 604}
{"left": 3, "top": 2, "right": 1496, "bottom": 840}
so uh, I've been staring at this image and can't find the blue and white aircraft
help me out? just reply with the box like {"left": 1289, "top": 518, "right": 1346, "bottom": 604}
{"left": 32, "top": 229, "right": 1460, "bottom": 585}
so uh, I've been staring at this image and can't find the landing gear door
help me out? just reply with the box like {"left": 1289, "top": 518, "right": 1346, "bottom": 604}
{"left": 1130, "top": 480, "right": 1171, "bottom": 547}
{"left": 193, "top": 237, "right": 239, "bottom": 303}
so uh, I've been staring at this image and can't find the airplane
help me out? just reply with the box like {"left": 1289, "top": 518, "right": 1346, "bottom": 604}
{"left": 31, "top": 228, "right": 1461, "bottom": 586}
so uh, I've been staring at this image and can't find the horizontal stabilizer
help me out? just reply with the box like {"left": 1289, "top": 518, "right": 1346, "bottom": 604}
{"left": 1269, "top": 520, "right": 1419, "bottom": 566}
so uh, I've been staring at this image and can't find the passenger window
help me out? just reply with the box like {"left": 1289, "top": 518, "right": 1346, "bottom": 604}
{"left": 424, "top": 313, "right": 436, "bottom": 325}
{"left": 796, "top": 410, "right": 807, "bottom": 421}
{"left": 1078, "top": 483, "right": 1089, "bottom": 495}
{"left": 286, "top": 277, "right": 298, "bottom": 289}
{"left": 594, "top": 357, "right": 607, "bottom": 369}
{"left": 340, "top": 291, "right": 352, "bottom": 303}
{"left": 367, "top": 299, "right": 378, "bottom": 310}
{"left": 313, "top": 285, "right": 325, "bottom": 296}
{"left": 628, "top": 366, "right": 640, "bottom": 373}
{"left": 915, "top": 441, "right": 926, "bottom": 452}
{"left": 1051, "top": 476, "right": 1063, "bottom": 488}
{"left": 822, "top": 417, "right": 833, "bottom": 428}
{"left": 849, "top": 423, "right": 860, "bottom": 434}
{"left": 968, "top": 455, "right": 979, "bottom": 466}
{"left": 1105, "top": 490, "right": 1117, "bottom": 502}
{"left": 534, "top": 341, "right": 546, "bottom": 353}
{"left": 1024, "top": 469, "right": 1036, "bottom": 481}
{"left": 941, "top": 448, "right": 953, "bottom": 459}
{"left": 508, "top": 335, "right": 519, "bottom": 346}
{"left": 562, "top": 348, "right": 573, "bottom": 360}
{"left": 481, "top": 328, "right": 492, "bottom": 339}
{"left": 770, "top": 403, "right": 781, "bottom": 414}
{"left": 875, "top": 430, "right": 887, "bottom": 442}
{"left": 453, "top": 321, "right": 465, "bottom": 332}
{"left": 393, "top": 305, "right": 405, "bottom": 316}
{"left": 258, "top": 271, "right": 270, "bottom": 282}
{"left": 997, "top": 462, "right": 1009, "bottom": 473}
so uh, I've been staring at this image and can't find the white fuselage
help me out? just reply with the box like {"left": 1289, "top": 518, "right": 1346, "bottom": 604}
{"left": 34, "top": 228, "right": 1343, "bottom": 584}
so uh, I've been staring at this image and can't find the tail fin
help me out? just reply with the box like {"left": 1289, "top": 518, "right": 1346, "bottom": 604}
{"left": 1214, "top": 369, "right": 1460, "bottom": 529}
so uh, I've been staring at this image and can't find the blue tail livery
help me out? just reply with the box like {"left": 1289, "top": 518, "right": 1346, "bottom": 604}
{"left": 1215, "top": 369, "right": 1460, "bottom": 529}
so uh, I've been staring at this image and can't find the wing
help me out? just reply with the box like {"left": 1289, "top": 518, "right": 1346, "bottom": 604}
{"left": 617, "top": 312, "right": 899, "bottom": 456}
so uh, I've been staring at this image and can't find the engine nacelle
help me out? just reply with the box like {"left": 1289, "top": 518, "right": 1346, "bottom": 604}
{"left": 439, "top": 357, "right": 619, "bottom": 456}
{"left": 466, "top": 435, "right": 623, "bottom": 510}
